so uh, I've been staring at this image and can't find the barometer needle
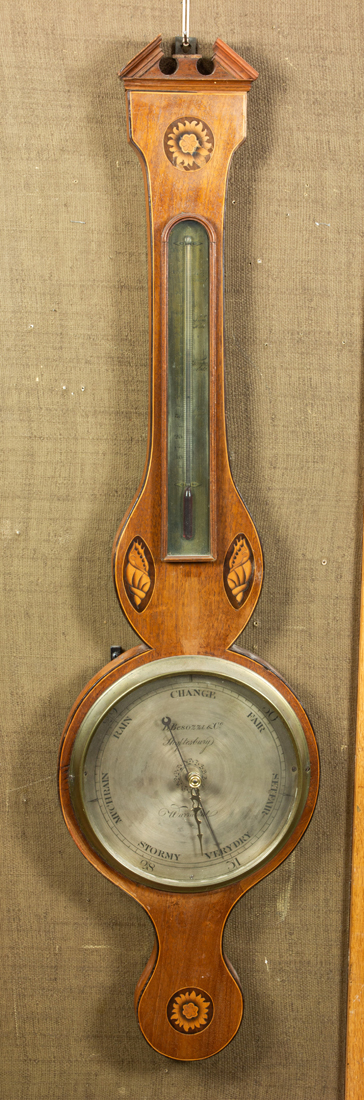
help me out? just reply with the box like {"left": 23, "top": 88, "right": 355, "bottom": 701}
{"left": 190, "top": 787, "right": 204, "bottom": 855}
{"left": 195, "top": 791, "right": 224, "bottom": 859}
{"left": 162, "top": 715, "right": 190, "bottom": 776}
{"left": 161, "top": 716, "right": 224, "bottom": 858}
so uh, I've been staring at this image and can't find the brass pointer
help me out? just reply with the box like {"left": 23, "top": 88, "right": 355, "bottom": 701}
{"left": 161, "top": 716, "right": 223, "bottom": 857}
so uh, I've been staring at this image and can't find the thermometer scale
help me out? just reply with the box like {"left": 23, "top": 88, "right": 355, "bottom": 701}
{"left": 168, "top": 220, "right": 209, "bottom": 552}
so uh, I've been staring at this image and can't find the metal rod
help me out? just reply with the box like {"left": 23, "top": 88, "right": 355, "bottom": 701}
{"left": 182, "top": 0, "right": 190, "bottom": 45}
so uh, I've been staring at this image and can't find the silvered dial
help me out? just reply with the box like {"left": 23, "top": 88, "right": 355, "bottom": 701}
{"left": 69, "top": 656, "right": 311, "bottom": 891}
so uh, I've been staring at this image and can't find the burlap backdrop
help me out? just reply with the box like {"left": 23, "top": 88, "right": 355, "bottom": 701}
{"left": 1, "top": 1, "right": 362, "bottom": 1097}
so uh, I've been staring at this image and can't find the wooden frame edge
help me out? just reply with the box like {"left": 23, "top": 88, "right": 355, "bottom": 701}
{"left": 345, "top": 515, "right": 364, "bottom": 1098}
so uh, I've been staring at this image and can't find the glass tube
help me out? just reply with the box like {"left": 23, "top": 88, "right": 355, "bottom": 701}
{"left": 167, "top": 220, "right": 210, "bottom": 556}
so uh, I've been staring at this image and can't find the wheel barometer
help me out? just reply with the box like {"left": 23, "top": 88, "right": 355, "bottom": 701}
{"left": 58, "top": 19, "right": 319, "bottom": 1061}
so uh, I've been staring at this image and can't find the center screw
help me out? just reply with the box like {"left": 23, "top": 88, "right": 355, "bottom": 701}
{"left": 188, "top": 770, "right": 201, "bottom": 789}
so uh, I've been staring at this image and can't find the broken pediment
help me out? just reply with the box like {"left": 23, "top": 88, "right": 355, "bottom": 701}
{"left": 119, "top": 36, "right": 258, "bottom": 91}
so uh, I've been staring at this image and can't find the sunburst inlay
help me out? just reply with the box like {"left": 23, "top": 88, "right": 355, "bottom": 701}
{"left": 167, "top": 987, "right": 214, "bottom": 1033}
{"left": 164, "top": 117, "right": 214, "bottom": 172}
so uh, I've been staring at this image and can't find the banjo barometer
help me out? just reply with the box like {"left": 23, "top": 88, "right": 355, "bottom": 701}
{"left": 58, "top": 23, "right": 319, "bottom": 1061}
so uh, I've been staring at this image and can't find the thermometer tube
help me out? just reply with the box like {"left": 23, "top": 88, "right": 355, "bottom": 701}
{"left": 167, "top": 220, "right": 210, "bottom": 556}
{"left": 183, "top": 234, "right": 194, "bottom": 539}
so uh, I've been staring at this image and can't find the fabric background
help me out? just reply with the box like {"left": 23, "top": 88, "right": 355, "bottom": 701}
{"left": 1, "top": 1, "right": 363, "bottom": 1097}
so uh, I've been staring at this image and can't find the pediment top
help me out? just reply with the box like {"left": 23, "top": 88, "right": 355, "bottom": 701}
{"left": 118, "top": 36, "right": 258, "bottom": 89}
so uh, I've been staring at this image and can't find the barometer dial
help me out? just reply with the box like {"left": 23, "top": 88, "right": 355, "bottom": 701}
{"left": 69, "top": 656, "right": 311, "bottom": 892}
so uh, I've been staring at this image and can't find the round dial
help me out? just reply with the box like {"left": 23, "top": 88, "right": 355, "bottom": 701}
{"left": 69, "top": 656, "right": 312, "bottom": 892}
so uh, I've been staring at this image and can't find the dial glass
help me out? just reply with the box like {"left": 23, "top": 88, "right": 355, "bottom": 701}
{"left": 69, "top": 656, "right": 311, "bottom": 891}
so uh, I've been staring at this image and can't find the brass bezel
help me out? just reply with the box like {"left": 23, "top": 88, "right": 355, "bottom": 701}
{"left": 69, "top": 655, "right": 311, "bottom": 893}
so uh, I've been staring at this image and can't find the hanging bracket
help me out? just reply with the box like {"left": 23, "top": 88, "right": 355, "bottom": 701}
{"left": 174, "top": 35, "right": 198, "bottom": 54}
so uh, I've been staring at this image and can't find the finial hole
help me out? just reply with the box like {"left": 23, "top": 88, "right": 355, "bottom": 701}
{"left": 197, "top": 57, "right": 215, "bottom": 75}
{"left": 159, "top": 57, "right": 178, "bottom": 75}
